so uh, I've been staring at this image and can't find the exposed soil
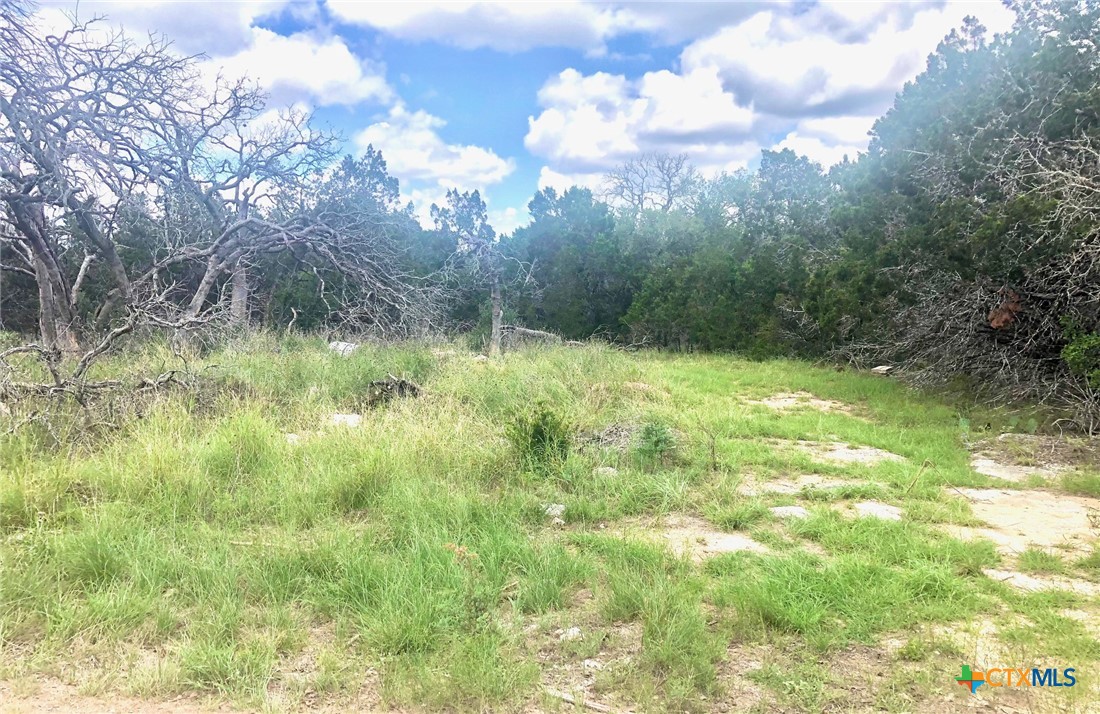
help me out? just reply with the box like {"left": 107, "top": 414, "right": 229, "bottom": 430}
{"left": 743, "top": 391, "right": 857, "bottom": 416}
{"left": 850, "top": 501, "right": 903, "bottom": 521}
{"left": 614, "top": 514, "right": 770, "bottom": 561}
{"left": 985, "top": 433, "right": 1100, "bottom": 469}
{"left": 1060, "top": 608, "right": 1100, "bottom": 639}
{"left": 936, "top": 617, "right": 1012, "bottom": 668}
{"left": 983, "top": 568, "right": 1100, "bottom": 596}
{"left": 769, "top": 439, "right": 905, "bottom": 467}
{"left": 942, "top": 487, "right": 1099, "bottom": 557}
{"left": 712, "top": 642, "right": 779, "bottom": 712}
{"left": 661, "top": 514, "right": 771, "bottom": 560}
{"left": 822, "top": 642, "right": 927, "bottom": 711}
{"left": 770, "top": 505, "right": 810, "bottom": 519}
{"left": 0, "top": 678, "right": 390, "bottom": 714}
{"left": 969, "top": 455, "right": 1062, "bottom": 483}
{"left": 968, "top": 432, "right": 1100, "bottom": 483}
{"left": 0, "top": 680, "right": 217, "bottom": 714}
{"left": 739, "top": 474, "right": 867, "bottom": 496}
{"left": 521, "top": 608, "right": 643, "bottom": 714}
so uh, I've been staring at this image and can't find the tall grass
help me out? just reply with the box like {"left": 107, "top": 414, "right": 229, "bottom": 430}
{"left": 1, "top": 334, "right": 1095, "bottom": 711}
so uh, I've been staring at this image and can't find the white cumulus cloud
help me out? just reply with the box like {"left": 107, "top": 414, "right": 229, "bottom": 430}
{"left": 38, "top": 2, "right": 391, "bottom": 110}
{"left": 209, "top": 28, "right": 393, "bottom": 107}
{"left": 355, "top": 104, "right": 516, "bottom": 227}
{"left": 776, "top": 115, "right": 880, "bottom": 166}
{"left": 327, "top": 0, "right": 619, "bottom": 53}
{"left": 526, "top": 0, "right": 1017, "bottom": 186}
{"left": 526, "top": 67, "right": 757, "bottom": 175}
{"left": 356, "top": 104, "right": 515, "bottom": 189}
{"left": 537, "top": 166, "right": 606, "bottom": 195}
{"left": 681, "top": 2, "right": 1015, "bottom": 119}
{"left": 36, "top": 0, "right": 297, "bottom": 55}
{"left": 488, "top": 206, "right": 530, "bottom": 236}
{"left": 326, "top": 1, "right": 786, "bottom": 54}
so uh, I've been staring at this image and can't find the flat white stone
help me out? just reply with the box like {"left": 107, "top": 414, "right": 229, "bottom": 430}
{"left": 780, "top": 440, "right": 905, "bottom": 466}
{"left": 328, "top": 341, "right": 359, "bottom": 356}
{"left": 853, "top": 501, "right": 903, "bottom": 520}
{"left": 770, "top": 505, "right": 810, "bottom": 519}
{"left": 970, "top": 456, "right": 1059, "bottom": 482}
{"left": 330, "top": 413, "right": 363, "bottom": 427}
{"left": 984, "top": 569, "right": 1100, "bottom": 596}
{"left": 559, "top": 626, "right": 583, "bottom": 641}
{"left": 739, "top": 474, "right": 864, "bottom": 496}
{"left": 942, "top": 487, "right": 1099, "bottom": 556}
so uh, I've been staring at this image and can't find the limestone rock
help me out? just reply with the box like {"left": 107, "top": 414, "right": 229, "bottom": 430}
{"left": 328, "top": 341, "right": 359, "bottom": 357}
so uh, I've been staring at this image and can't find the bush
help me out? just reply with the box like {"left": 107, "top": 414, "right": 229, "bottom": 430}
{"left": 634, "top": 420, "right": 676, "bottom": 469}
{"left": 1062, "top": 322, "right": 1100, "bottom": 388}
{"left": 506, "top": 404, "right": 572, "bottom": 471}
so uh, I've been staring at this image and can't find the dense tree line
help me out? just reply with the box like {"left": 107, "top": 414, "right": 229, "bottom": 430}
{"left": 497, "top": 0, "right": 1100, "bottom": 427}
{"left": 2, "top": 0, "right": 1098, "bottom": 426}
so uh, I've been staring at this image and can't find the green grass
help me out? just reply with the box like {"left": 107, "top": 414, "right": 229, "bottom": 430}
{"left": 1061, "top": 470, "right": 1100, "bottom": 498}
{"left": 1018, "top": 548, "right": 1068, "bottom": 575}
{"left": 1, "top": 334, "right": 1097, "bottom": 711}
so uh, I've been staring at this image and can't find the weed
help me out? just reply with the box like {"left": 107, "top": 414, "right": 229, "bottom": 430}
{"left": 705, "top": 499, "right": 769, "bottom": 530}
{"left": 1077, "top": 548, "right": 1100, "bottom": 573}
{"left": 506, "top": 403, "right": 572, "bottom": 472}
{"left": 1018, "top": 548, "right": 1067, "bottom": 575}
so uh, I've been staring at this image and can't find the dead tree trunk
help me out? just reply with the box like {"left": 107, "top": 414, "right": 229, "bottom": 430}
{"left": 230, "top": 263, "right": 249, "bottom": 326}
{"left": 488, "top": 270, "right": 503, "bottom": 357}
{"left": 8, "top": 202, "right": 80, "bottom": 352}
{"left": 31, "top": 254, "right": 78, "bottom": 353}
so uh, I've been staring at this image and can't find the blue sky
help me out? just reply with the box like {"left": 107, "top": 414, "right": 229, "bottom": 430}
{"left": 38, "top": 1, "right": 1016, "bottom": 233}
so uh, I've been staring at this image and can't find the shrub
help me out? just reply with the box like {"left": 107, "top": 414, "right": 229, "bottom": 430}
{"left": 1062, "top": 321, "right": 1100, "bottom": 388}
{"left": 506, "top": 404, "right": 572, "bottom": 471}
{"left": 634, "top": 420, "right": 676, "bottom": 469}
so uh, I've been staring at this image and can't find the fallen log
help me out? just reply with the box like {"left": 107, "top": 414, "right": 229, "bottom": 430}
{"left": 501, "top": 326, "right": 562, "bottom": 345}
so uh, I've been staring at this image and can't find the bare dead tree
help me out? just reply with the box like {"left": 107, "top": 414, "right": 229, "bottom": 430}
{"left": 603, "top": 152, "right": 700, "bottom": 215}
{"left": 0, "top": 3, "right": 437, "bottom": 396}
{"left": 432, "top": 189, "right": 509, "bottom": 355}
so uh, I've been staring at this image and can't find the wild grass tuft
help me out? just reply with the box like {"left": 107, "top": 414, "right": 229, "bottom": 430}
{"left": 506, "top": 403, "right": 573, "bottom": 472}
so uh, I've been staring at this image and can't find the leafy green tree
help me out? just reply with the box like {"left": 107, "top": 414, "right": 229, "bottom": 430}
{"left": 507, "top": 188, "right": 629, "bottom": 339}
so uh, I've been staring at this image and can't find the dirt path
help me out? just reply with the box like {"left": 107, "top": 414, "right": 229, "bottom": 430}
{"left": 0, "top": 680, "right": 220, "bottom": 714}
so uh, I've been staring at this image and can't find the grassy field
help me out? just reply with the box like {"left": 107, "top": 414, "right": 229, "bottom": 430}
{"left": 1, "top": 336, "right": 1099, "bottom": 712}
